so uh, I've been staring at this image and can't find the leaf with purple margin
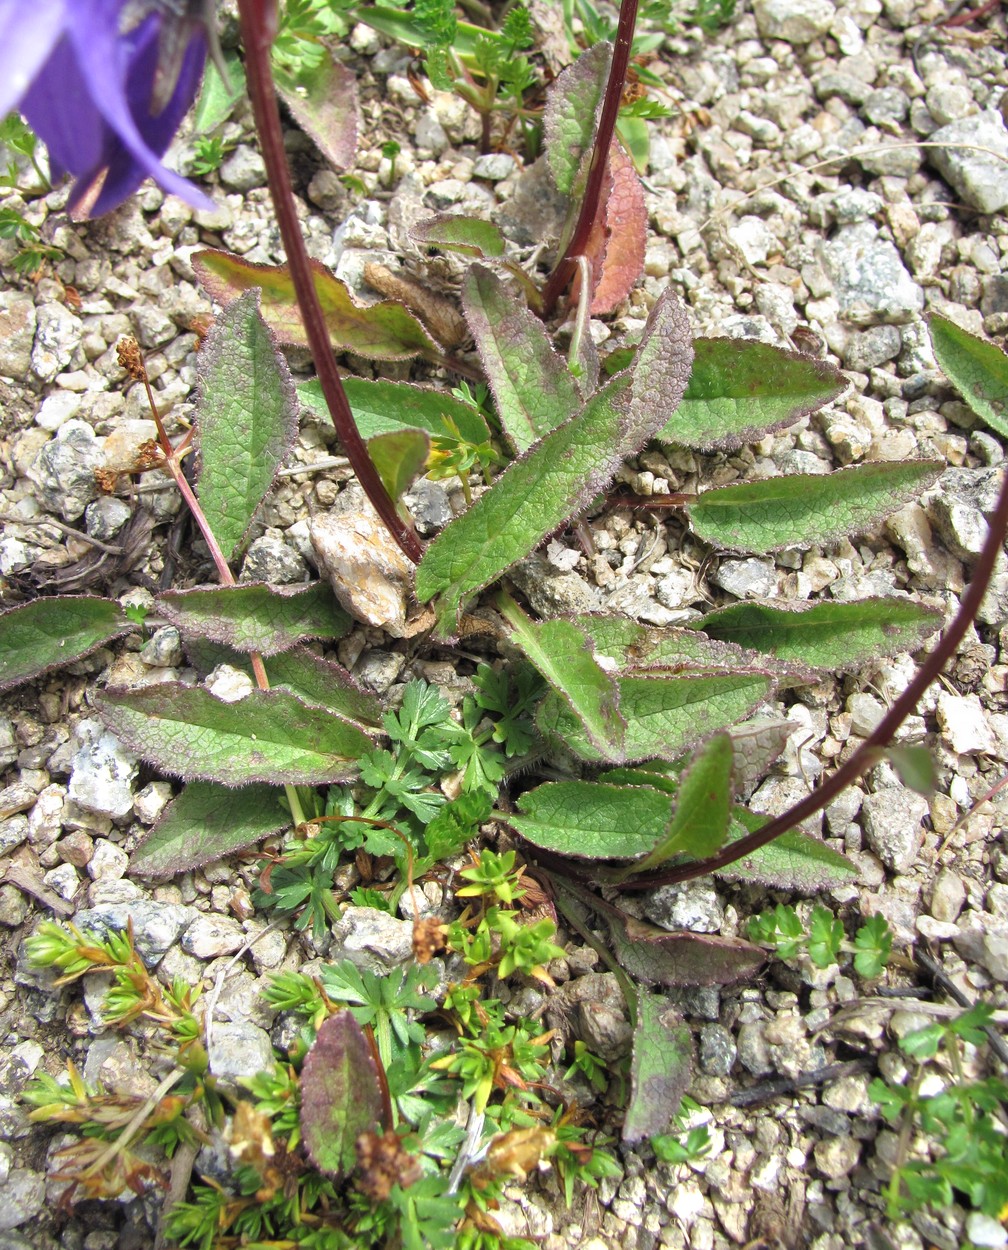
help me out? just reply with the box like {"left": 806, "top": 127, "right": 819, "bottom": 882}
{"left": 130, "top": 782, "right": 287, "bottom": 879}
{"left": 462, "top": 265, "right": 580, "bottom": 454}
{"left": 195, "top": 289, "right": 298, "bottom": 562}
{"left": 158, "top": 583, "right": 351, "bottom": 657}
{"left": 410, "top": 213, "right": 506, "bottom": 258}
{"left": 0, "top": 596, "right": 129, "bottom": 692}
{"left": 544, "top": 40, "right": 610, "bottom": 197}
{"left": 503, "top": 780, "right": 673, "bottom": 860}
{"left": 929, "top": 313, "right": 1008, "bottom": 439}
{"left": 275, "top": 52, "right": 359, "bottom": 171}
{"left": 718, "top": 810, "right": 857, "bottom": 890}
{"left": 193, "top": 249, "right": 441, "bottom": 360}
{"left": 500, "top": 598, "right": 624, "bottom": 758}
{"left": 537, "top": 671, "right": 772, "bottom": 765}
{"left": 300, "top": 376, "right": 490, "bottom": 448}
{"left": 698, "top": 598, "right": 943, "bottom": 671}
{"left": 689, "top": 461, "right": 943, "bottom": 553}
{"left": 623, "top": 991, "right": 691, "bottom": 1142}
{"left": 658, "top": 338, "right": 846, "bottom": 450}
{"left": 96, "top": 684, "right": 375, "bottom": 787}
{"left": 416, "top": 288, "right": 692, "bottom": 634}
{"left": 301, "top": 1011, "right": 384, "bottom": 1180}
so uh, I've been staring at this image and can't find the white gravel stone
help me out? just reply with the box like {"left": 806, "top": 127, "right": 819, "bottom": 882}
{"left": 208, "top": 1021, "right": 274, "bottom": 1082}
{"left": 181, "top": 915, "right": 246, "bottom": 959}
{"left": 860, "top": 787, "right": 928, "bottom": 873}
{"left": 936, "top": 691, "right": 995, "bottom": 755}
{"left": 68, "top": 719, "right": 138, "bottom": 821}
{"left": 753, "top": 0, "right": 836, "bottom": 42}
{"left": 927, "top": 110, "right": 1008, "bottom": 214}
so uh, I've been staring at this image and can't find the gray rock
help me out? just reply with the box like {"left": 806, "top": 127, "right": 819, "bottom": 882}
{"left": 219, "top": 144, "right": 267, "bottom": 192}
{"left": 860, "top": 787, "right": 929, "bottom": 873}
{"left": 85, "top": 496, "right": 131, "bottom": 540}
{"left": 68, "top": 719, "right": 138, "bottom": 820}
{"left": 930, "top": 868, "right": 965, "bottom": 922}
{"left": 510, "top": 554, "right": 601, "bottom": 615}
{"left": 0, "top": 1169, "right": 44, "bottom": 1231}
{"left": 403, "top": 478, "right": 452, "bottom": 535}
{"left": 965, "top": 1213, "right": 1008, "bottom": 1249}
{"left": 927, "top": 110, "right": 1008, "bottom": 214}
{"left": 29, "top": 420, "right": 104, "bottom": 521}
{"left": 0, "top": 291, "right": 37, "bottom": 378}
{"left": 31, "top": 301, "right": 83, "bottom": 382}
{"left": 820, "top": 223, "right": 923, "bottom": 324}
{"left": 814, "top": 1136, "right": 860, "bottom": 1179}
{"left": 414, "top": 109, "right": 449, "bottom": 157}
{"left": 208, "top": 1020, "right": 274, "bottom": 1082}
{"left": 981, "top": 275, "right": 1008, "bottom": 316}
{"left": 353, "top": 649, "right": 405, "bottom": 694}
{"left": 139, "top": 625, "right": 184, "bottom": 668}
{"left": 577, "top": 998, "right": 633, "bottom": 1061}
{"left": 832, "top": 187, "right": 883, "bottom": 223}
{"left": 727, "top": 216, "right": 777, "bottom": 267}
{"left": 182, "top": 914, "right": 246, "bottom": 959}
{"left": 926, "top": 82, "right": 975, "bottom": 126}
{"left": 737, "top": 1021, "right": 774, "bottom": 1076}
{"left": 472, "top": 153, "right": 516, "bottom": 181}
{"left": 699, "top": 1023, "right": 737, "bottom": 1075}
{"left": 936, "top": 691, "right": 995, "bottom": 755}
{"left": 862, "top": 87, "right": 909, "bottom": 126}
{"left": 711, "top": 557, "right": 778, "bottom": 598}
{"left": 844, "top": 324, "right": 902, "bottom": 370}
{"left": 70, "top": 900, "right": 195, "bottom": 966}
{"left": 241, "top": 535, "right": 308, "bottom": 585}
{"left": 643, "top": 882, "right": 723, "bottom": 934}
{"left": 332, "top": 905, "right": 414, "bottom": 971}
{"left": 0, "top": 718, "right": 15, "bottom": 771}
{"left": 753, "top": 0, "right": 835, "bottom": 41}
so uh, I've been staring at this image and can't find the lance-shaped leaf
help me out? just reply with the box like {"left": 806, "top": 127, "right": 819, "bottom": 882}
{"left": 929, "top": 313, "right": 1008, "bottom": 439}
{"left": 130, "top": 782, "right": 288, "bottom": 878}
{"left": 301, "top": 1011, "right": 385, "bottom": 1181}
{"left": 185, "top": 639, "right": 383, "bottom": 728}
{"left": 410, "top": 213, "right": 506, "bottom": 259}
{"left": 658, "top": 338, "right": 846, "bottom": 450}
{"left": 193, "top": 52, "right": 245, "bottom": 131}
{"left": 462, "top": 265, "right": 581, "bottom": 454}
{"left": 626, "top": 734, "right": 733, "bottom": 875}
{"left": 582, "top": 141, "right": 647, "bottom": 316}
{"left": 193, "top": 249, "right": 441, "bottom": 360}
{"left": 545, "top": 40, "right": 610, "bottom": 196}
{"left": 612, "top": 919, "right": 765, "bottom": 989}
{"left": 195, "top": 289, "right": 298, "bottom": 562}
{"left": 275, "top": 52, "right": 359, "bottom": 171}
{"left": 0, "top": 596, "right": 129, "bottom": 692}
{"left": 699, "top": 598, "right": 943, "bottom": 671}
{"left": 718, "top": 812, "right": 857, "bottom": 890}
{"left": 300, "top": 376, "right": 490, "bottom": 448}
{"left": 689, "top": 461, "right": 943, "bottom": 553}
{"left": 97, "top": 685, "right": 375, "bottom": 786}
{"left": 623, "top": 991, "right": 691, "bottom": 1143}
{"left": 499, "top": 598, "right": 624, "bottom": 757}
{"left": 158, "top": 583, "right": 351, "bottom": 657}
{"left": 416, "top": 288, "right": 692, "bottom": 633}
{"left": 503, "top": 780, "right": 674, "bottom": 860}
{"left": 537, "top": 671, "right": 772, "bottom": 764}
{"left": 368, "top": 428, "right": 430, "bottom": 503}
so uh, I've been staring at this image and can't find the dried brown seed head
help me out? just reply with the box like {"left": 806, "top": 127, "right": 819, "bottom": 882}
{"left": 116, "top": 336, "right": 148, "bottom": 382}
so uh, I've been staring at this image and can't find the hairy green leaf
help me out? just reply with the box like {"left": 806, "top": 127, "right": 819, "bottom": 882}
{"left": 368, "top": 428, "right": 430, "bottom": 502}
{"left": 130, "top": 782, "right": 288, "bottom": 878}
{"left": 184, "top": 640, "right": 383, "bottom": 728}
{"left": 500, "top": 599, "right": 624, "bottom": 757}
{"left": 699, "top": 598, "right": 943, "bottom": 670}
{"left": 719, "top": 813, "right": 858, "bottom": 890}
{"left": 503, "top": 781, "right": 674, "bottom": 860}
{"left": 97, "top": 685, "right": 375, "bottom": 786}
{"left": 416, "top": 288, "right": 692, "bottom": 633}
{"left": 572, "top": 615, "right": 789, "bottom": 678}
{"left": 929, "top": 313, "right": 1008, "bottom": 439}
{"left": 158, "top": 583, "right": 351, "bottom": 656}
{"left": 410, "top": 213, "right": 506, "bottom": 258}
{"left": 300, "top": 376, "right": 490, "bottom": 448}
{"left": 301, "top": 1011, "right": 384, "bottom": 1180}
{"left": 275, "top": 52, "right": 359, "bottom": 171}
{"left": 195, "top": 289, "right": 298, "bottom": 562}
{"left": 629, "top": 734, "right": 733, "bottom": 873}
{"left": 462, "top": 265, "right": 581, "bottom": 454}
{"left": 689, "top": 461, "right": 943, "bottom": 552}
{"left": 612, "top": 919, "right": 765, "bottom": 989}
{"left": 193, "top": 51, "right": 245, "bottom": 131}
{"left": 623, "top": 991, "right": 691, "bottom": 1142}
{"left": 193, "top": 249, "right": 441, "bottom": 360}
{"left": 544, "top": 41, "right": 610, "bottom": 196}
{"left": 0, "top": 596, "right": 129, "bottom": 692}
{"left": 538, "top": 671, "right": 772, "bottom": 764}
{"left": 658, "top": 338, "right": 846, "bottom": 450}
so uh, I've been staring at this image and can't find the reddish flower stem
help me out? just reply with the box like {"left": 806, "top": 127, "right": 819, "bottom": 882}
{"left": 540, "top": 0, "right": 640, "bottom": 317}
{"left": 620, "top": 465, "right": 1008, "bottom": 891}
{"left": 235, "top": 0, "right": 423, "bottom": 564}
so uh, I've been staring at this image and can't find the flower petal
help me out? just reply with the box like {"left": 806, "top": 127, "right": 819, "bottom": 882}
{"left": 0, "top": 0, "right": 67, "bottom": 119}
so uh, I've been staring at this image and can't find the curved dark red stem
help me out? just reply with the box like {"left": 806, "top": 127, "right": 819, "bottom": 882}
{"left": 540, "top": 0, "right": 640, "bottom": 317}
{"left": 620, "top": 466, "right": 1008, "bottom": 891}
{"left": 236, "top": 0, "right": 423, "bottom": 564}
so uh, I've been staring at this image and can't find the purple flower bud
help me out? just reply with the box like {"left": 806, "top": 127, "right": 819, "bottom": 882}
{"left": 0, "top": 0, "right": 214, "bottom": 216}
